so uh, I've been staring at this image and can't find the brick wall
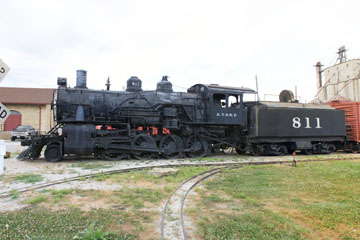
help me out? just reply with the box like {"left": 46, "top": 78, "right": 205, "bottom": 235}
{"left": 0, "top": 104, "right": 54, "bottom": 134}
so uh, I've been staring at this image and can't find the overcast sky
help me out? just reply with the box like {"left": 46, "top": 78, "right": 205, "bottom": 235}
{"left": 1, "top": 0, "right": 359, "bottom": 102}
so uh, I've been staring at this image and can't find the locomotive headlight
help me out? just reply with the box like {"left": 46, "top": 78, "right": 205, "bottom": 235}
{"left": 57, "top": 77, "right": 67, "bottom": 86}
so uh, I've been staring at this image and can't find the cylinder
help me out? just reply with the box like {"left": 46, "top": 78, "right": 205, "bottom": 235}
{"left": 76, "top": 70, "right": 87, "bottom": 88}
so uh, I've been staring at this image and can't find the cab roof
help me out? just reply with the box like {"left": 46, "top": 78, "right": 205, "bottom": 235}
{"left": 187, "top": 84, "right": 256, "bottom": 95}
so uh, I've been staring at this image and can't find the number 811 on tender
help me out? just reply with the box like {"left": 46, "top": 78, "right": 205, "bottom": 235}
{"left": 292, "top": 117, "right": 321, "bottom": 129}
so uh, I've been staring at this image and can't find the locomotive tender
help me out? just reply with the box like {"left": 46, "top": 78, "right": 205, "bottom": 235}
{"left": 18, "top": 70, "right": 347, "bottom": 162}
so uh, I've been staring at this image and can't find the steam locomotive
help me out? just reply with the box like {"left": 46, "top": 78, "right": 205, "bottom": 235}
{"left": 18, "top": 70, "right": 347, "bottom": 162}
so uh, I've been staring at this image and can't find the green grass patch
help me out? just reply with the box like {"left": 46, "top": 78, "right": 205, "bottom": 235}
{"left": 73, "top": 223, "right": 132, "bottom": 240}
{"left": 196, "top": 160, "right": 360, "bottom": 239}
{"left": 201, "top": 193, "right": 228, "bottom": 206}
{"left": 114, "top": 187, "right": 163, "bottom": 209}
{"left": 26, "top": 195, "right": 48, "bottom": 205}
{"left": 94, "top": 174, "right": 111, "bottom": 181}
{"left": 9, "top": 189, "right": 20, "bottom": 200}
{"left": 10, "top": 152, "right": 19, "bottom": 158}
{"left": 14, "top": 174, "right": 43, "bottom": 183}
{"left": 50, "top": 189, "right": 73, "bottom": 202}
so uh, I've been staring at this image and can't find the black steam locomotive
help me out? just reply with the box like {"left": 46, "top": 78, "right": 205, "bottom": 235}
{"left": 18, "top": 70, "right": 347, "bottom": 162}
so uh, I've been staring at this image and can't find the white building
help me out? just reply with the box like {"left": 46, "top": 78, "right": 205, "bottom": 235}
{"left": 314, "top": 47, "right": 360, "bottom": 102}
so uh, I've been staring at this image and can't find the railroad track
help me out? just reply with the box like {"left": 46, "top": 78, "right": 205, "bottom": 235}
{"left": 1, "top": 155, "right": 359, "bottom": 200}
{"left": 160, "top": 165, "right": 242, "bottom": 240}
{"left": 160, "top": 167, "right": 224, "bottom": 240}
{"left": 0, "top": 162, "right": 230, "bottom": 199}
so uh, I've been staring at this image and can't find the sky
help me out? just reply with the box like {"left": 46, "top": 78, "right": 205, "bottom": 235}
{"left": 0, "top": 0, "right": 359, "bottom": 102}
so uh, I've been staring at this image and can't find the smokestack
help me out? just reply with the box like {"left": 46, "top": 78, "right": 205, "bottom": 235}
{"left": 76, "top": 70, "right": 87, "bottom": 88}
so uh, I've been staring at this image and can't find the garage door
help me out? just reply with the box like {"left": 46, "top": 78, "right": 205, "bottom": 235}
{"left": 4, "top": 110, "right": 22, "bottom": 131}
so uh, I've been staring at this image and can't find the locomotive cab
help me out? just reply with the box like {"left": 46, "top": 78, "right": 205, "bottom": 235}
{"left": 188, "top": 84, "right": 256, "bottom": 125}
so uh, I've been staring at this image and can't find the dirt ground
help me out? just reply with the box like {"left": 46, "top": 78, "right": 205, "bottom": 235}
{"left": 0, "top": 153, "right": 234, "bottom": 210}
{"left": 1, "top": 150, "right": 357, "bottom": 213}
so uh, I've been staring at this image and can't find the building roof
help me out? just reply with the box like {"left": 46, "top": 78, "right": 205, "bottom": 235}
{"left": 0, "top": 87, "right": 56, "bottom": 105}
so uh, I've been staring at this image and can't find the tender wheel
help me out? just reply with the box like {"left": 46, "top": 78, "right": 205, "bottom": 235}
{"left": 277, "top": 145, "right": 288, "bottom": 156}
{"left": 160, "top": 134, "right": 183, "bottom": 159}
{"left": 11, "top": 136, "right": 16, "bottom": 141}
{"left": 131, "top": 134, "right": 157, "bottom": 160}
{"left": 186, "top": 135, "right": 208, "bottom": 158}
{"left": 302, "top": 149, "right": 313, "bottom": 155}
{"left": 44, "top": 144, "right": 62, "bottom": 162}
{"left": 328, "top": 144, "right": 336, "bottom": 153}
{"left": 323, "top": 144, "right": 336, "bottom": 154}
{"left": 249, "top": 144, "right": 261, "bottom": 156}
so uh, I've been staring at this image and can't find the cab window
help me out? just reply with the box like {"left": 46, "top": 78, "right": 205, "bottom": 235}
{"left": 228, "top": 95, "right": 238, "bottom": 108}
{"left": 213, "top": 94, "right": 226, "bottom": 108}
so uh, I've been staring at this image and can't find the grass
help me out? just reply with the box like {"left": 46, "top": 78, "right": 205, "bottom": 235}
{"left": 9, "top": 190, "right": 20, "bottom": 200}
{"left": 71, "top": 162, "right": 113, "bottom": 170}
{"left": 198, "top": 211, "right": 308, "bottom": 240}
{"left": 26, "top": 195, "right": 48, "bottom": 205}
{"left": 113, "top": 187, "right": 163, "bottom": 209}
{"left": 14, "top": 174, "right": 43, "bottom": 183}
{"left": 106, "top": 166, "right": 212, "bottom": 185}
{"left": 189, "top": 154, "right": 251, "bottom": 162}
{"left": 10, "top": 152, "right": 20, "bottom": 158}
{"left": 192, "top": 160, "right": 360, "bottom": 240}
{"left": 73, "top": 223, "right": 131, "bottom": 240}
{"left": 1, "top": 166, "right": 218, "bottom": 240}
{"left": 50, "top": 189, "right": 73, "bottom": 202}
{"left": 94, "top": 174, "right": 111, "bottom": 181}
{"left": 0, "top": 207, "right": 137, "bottom": 240}
{"left": 4, "top": 161, "right": 359, "bottom": 239}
